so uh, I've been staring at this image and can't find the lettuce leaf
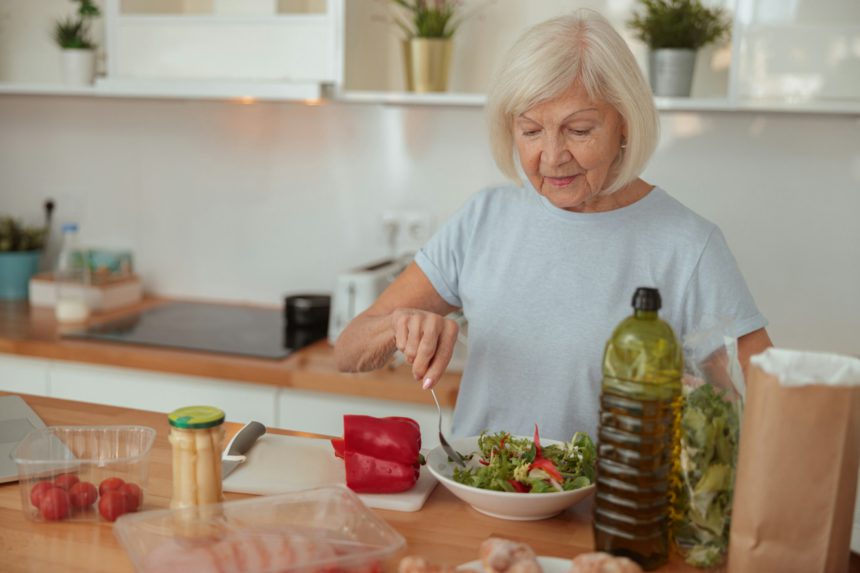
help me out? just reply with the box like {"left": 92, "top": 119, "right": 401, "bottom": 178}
{"left": 674, "top": 384, "right": 741, "bottom": 568}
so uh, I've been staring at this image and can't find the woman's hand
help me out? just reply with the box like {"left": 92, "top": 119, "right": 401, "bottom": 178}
{"left": 391, "top": 308, "right": 459, "bottom": 390}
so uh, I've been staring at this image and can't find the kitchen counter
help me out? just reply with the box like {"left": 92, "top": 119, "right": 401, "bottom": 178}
{"left": 0, "top": 299, "right": 460, "bottom": 407}
{"left": 0, "top": 393, "right": 702, "bottom": 573}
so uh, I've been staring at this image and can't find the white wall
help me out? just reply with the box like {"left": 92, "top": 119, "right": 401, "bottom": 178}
{"left": 1, "top": 96, "right": 858, "bottom": 355}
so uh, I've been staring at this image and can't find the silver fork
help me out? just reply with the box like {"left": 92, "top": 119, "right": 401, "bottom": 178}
{"left": 430, "top": 388, "right": 467, "bottom": 467}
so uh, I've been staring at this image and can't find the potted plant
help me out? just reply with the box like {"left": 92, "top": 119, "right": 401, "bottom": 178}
{"left": 0, "top": 216, "right": 49, "bottom": 301}
{"left": 389, "top": 0, "right": 465, "bottom": 93}
{"left": 627, "top": 0, "right": 731, "bottom": 97}
{"left": 52, "top": 0, "right": 101, "bottom": 85}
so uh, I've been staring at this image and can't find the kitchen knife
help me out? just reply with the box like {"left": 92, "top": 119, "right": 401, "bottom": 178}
{"left": 221, "top": 421, "right": 266, "bottom": 480}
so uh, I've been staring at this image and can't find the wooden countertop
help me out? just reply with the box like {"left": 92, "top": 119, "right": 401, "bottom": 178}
{"left": 0, "top": 299, "right": 460, "bottom": 407}
{"left": 0, "top": 393, "right": 701, "bottom": 573}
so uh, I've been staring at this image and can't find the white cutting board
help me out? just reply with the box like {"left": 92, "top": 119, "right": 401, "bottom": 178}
{"left": 223, "top": 434, "right": 437, "bottom": 512}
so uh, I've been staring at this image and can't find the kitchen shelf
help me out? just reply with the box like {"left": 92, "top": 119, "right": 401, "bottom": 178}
{"left": 335, "top": 90, "right": 486, "bottom": 107}
{"left": 0, "top": 79, "right": 325, "bottom": 102}
{"left": 3, "top": 82, "right": 860, "bottom": 115}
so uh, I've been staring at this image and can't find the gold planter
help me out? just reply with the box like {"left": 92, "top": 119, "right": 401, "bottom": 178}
{"left": 403, "top": 38, "right": 453, "bottom": 93}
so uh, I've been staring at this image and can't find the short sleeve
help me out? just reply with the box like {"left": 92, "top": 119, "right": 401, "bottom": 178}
{"left": 413, "top": 192, "right": 484, "bottom": 308}
{"left": 681, "top": 227, "right": 768, "bottom": 340}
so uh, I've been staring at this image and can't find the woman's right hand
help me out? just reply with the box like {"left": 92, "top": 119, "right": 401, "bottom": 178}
{"left": 391, "top": 308, "right": 459, "bottom": 390}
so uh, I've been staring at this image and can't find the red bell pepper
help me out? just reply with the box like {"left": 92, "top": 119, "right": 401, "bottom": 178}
{"left": 507, "top": 479, "right": 530, "bottom": 493}
{"left": 530, "top": 424, "right": 563, "bottom": 483}
{"left": 330, "top": 415, "right": 422, "bottom": 494}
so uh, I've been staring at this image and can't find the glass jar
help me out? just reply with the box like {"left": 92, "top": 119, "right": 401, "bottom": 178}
{"left": 54, "top": 223, "right": 90, "bottom": 324}
{"left": 167, "top": 406, "right": 226, "bottom": 509}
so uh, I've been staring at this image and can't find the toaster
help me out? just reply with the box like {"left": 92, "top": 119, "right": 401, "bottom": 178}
{"left": 328, "top": 258, "right": 409, "bottom": 344}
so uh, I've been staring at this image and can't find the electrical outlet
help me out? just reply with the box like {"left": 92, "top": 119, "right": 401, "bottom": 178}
{"left": 380, "top": 209, "right": 434, "bottom": 257}
{"left": 404, "top": 211, "right": 434, "bottom": 245}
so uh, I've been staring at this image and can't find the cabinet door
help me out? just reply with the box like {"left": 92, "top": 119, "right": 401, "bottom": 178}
{"left": 0, "top": 355, "right": 50, "bottom": 396}
{"left": 277, "top": 388, "right": 451, "bottom": 449}
{"left": 105, "top": 0, "right": 342, "bottom": 83}
{"left": 49, "top": 362, "right": 278, "bottom": 427}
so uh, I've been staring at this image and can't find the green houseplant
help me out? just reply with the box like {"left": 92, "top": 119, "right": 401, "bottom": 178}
{"left": 627, "top": 0, "right": 731, "bottom": 97}
{"left": 52, "top": 0, "right": 101, "bottom": 85}
{"left": 0, "top": 216, "right": 49, "bottom": 300}
{"left": 389, "top": 0, "right": 468, "bottom": 93}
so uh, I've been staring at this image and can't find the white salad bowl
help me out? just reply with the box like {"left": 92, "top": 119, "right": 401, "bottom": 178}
{"left": 426, "top": 435, "right": 595, "bottom": 521}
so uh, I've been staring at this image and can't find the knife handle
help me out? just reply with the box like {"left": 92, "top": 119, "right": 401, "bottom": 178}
{"left": 225, "top": 421, "right": 267, "bottom": 457}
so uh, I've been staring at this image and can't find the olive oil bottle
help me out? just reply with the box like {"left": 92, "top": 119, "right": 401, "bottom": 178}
{"left": 593, "top": 287, "right": 682, "bottom": 570}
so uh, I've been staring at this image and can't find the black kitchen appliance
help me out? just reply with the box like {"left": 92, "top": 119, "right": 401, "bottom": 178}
{"left": 64, "top": 301, "right": 314, "bottom": 360}
{"left": 284, "top": 293, "right": 331, "bottom": 349}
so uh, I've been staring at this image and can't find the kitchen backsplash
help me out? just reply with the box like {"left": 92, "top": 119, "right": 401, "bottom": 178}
{"left": 0, "top": 96, "right": 858, "bottom": 355}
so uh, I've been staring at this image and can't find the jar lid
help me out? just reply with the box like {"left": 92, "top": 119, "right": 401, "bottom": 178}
{"left": 168, "top": 406, "right": 225, "bottom": 429}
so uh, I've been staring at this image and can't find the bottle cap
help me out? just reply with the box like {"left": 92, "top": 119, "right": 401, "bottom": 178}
{"left": 61, "top": 223, "right": 78, "bottom": 233}
{"left": 631, "top": 287, "right": 661, "bottom": 311}
{"left": 168, "top": 406, "right": 225, "bottom": 429}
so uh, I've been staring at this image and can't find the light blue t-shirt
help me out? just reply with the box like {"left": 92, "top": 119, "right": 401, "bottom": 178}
{"left": 414, "top": 184, "right": 766, "bottom": 442}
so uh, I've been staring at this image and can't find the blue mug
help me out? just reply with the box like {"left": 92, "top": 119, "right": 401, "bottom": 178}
{"left": 0, "top": 251, "right": 42, "bottom": 300}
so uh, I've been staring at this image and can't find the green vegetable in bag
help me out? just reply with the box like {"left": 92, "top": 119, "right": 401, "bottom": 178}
{"left": 674, "top": 382, "right": 741, "bottom": 568}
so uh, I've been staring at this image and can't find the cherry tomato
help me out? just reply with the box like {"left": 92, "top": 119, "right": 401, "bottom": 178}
{"left": 98, "top": 490, "right": 128, "bottom": 522}
{"left": 53, "top": 473, "right": 80, "bottom": 490}
{"left": 118, "top": 483, "right": 143, "bottom": 511}
{"left": 30, "top": 481, "right": 56, "bottom": 508}
{"left": 68, "top": 481, "right": 98, "bottom": 510}
{"left": 39, "top": 488, "right": 70, "bottom": 521}
{"left": 98, "top": 477, "right": 125, "bottom": 496}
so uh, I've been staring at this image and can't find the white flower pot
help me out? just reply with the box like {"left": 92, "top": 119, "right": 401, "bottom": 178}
{"left": 61, "top": 49, "right": 96, "bottom": 85}
{"left": 648, "top": 49, "right": 697, "bottom": 97}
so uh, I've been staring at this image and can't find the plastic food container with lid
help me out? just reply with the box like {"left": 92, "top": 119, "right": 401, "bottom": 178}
{"left": 114, "top": 485, "right": 407, "bottom": 573}
{"left": 12, "top": 425, "right": 156, "bottom": 522}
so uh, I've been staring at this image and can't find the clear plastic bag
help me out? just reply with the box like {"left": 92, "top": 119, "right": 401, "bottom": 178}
{"left": 672, "top": 324, "right": 744, "bottom": 569}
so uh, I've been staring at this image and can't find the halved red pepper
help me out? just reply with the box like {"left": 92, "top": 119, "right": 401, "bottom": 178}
{"left": 330, "top": 415, "right": 421, "bottom": 493}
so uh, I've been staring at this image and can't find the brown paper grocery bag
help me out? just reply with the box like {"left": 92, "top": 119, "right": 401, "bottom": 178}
{"left": 728, "top": 350, "right": 860, "bottom": 573}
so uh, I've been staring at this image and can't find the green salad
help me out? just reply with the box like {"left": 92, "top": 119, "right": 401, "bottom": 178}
{"left": 674, "top": 383, "right": 741, "bottom": 568}
{"left": 451, "top": 427, "right": 596, "bottom": 493}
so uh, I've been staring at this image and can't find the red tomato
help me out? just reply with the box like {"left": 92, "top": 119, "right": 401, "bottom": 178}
{"left": 53, "top": 473, "right": 80, "bottom": 490}
{"left": 118, "top": 483, "right": 143, "bottom": 511}
{"left": 68, "top": 481, "right": 98, "bottom": 510}
{"left": 98, "top": 490, "right": 128, "bottom": 522}
{"left": 30, "top": 481, "right": 56, "bottom": 508}
{"left": 39, "top": 488, "right": 70, "bottom": 521}
{"left": 98, "top": 477, "right": 125, "bottom": 496}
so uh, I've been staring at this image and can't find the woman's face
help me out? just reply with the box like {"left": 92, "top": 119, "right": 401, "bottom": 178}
{"left": 513, "top": 82, "right": 627, "bottom": 212}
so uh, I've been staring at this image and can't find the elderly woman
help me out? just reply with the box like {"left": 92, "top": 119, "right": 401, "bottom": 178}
{"left": 335, "top": 11, "right": 771, "bottom": 441}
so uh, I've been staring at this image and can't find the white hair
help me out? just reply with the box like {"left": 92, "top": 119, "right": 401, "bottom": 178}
{"left": 486, "top": 10, "right": 658, "bottom": 195}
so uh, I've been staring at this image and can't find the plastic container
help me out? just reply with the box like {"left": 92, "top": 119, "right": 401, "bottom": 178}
{"left": 167, "top": 405, "right": 226, "bottom": 509}
{"left": 114, "top": 486, "right": 407, "bottom": 573}
{"left": 11, "top": 425, "right": 156, "bottom": 522}
{"left": 593, "top": 287, "right": 683, "bottom": 570}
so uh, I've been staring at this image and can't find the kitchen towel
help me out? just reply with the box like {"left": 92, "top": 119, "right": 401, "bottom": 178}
{"left": 222, "top": 433, "right": 437, "bottom": 512}
{"left": 727, "top": 348, "right": 860, "bottom": 573}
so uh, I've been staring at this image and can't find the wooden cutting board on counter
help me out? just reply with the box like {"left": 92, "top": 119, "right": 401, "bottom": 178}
{"left": 222, "top": 434, "right": 437, "bottom": 512}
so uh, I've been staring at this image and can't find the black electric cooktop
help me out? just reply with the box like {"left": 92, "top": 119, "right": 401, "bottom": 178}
{"left": 64, "top": 302, "right": 293, "bottom": 360}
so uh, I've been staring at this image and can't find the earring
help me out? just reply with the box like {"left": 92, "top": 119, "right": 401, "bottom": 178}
{"left": 620, "top": 139, "right": 627, "bottom": 149}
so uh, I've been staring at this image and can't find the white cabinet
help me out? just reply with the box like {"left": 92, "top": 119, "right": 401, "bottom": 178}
{"left": 49, "top": 361, "right": 279, "bottom": 427}
{"left": 0, "top": 355, "right": 50, "bottom": 397}
{"left": 103, "top": 0, "right": 343, "bottom": 88}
